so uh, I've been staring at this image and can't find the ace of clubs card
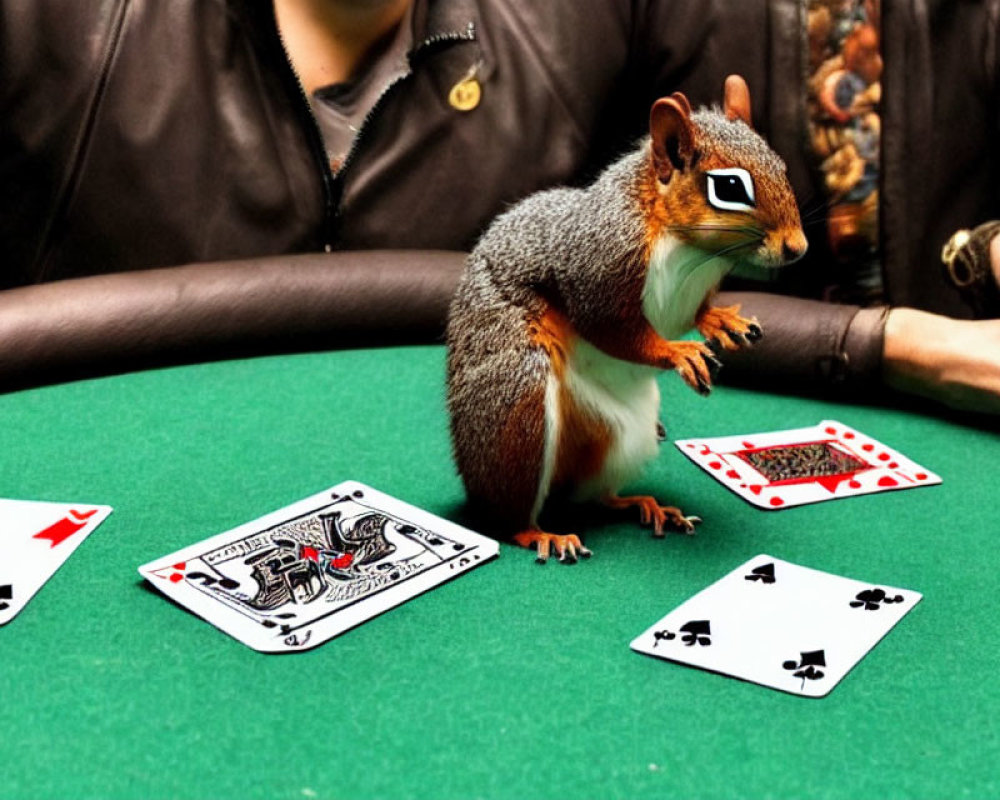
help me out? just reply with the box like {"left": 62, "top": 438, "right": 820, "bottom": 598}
{"left": 139, "top": 481, "right": 499, "bottom": 653}
{"left": 631, "top": 555, "right": 922, "bottom": 697}
{"left": 0, "top": 498, "right": 113, "bottom": 625}
{"left": 675, "top": 420, "right": 941, "bottom": 509}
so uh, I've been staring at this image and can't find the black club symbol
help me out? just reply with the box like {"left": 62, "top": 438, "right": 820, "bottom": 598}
{"left": 850, "top": 588, "right": 904, "bottom": 611}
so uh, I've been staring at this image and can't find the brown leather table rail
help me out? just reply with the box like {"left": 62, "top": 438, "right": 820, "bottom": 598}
{"left": 0, "top": 247, "right": 885, "bottom": 401}
{"left": 0, "top": 251, "right": 466, "bottom": 393}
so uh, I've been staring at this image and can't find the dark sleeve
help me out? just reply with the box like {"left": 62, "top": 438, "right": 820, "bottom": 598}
{"left": 0, "top": 251, "right": 465, "bottom": 392}
{"left": 714, "top": 292, "right": 889, "bottom": 396}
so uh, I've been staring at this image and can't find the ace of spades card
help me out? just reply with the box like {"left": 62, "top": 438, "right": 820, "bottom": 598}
{"left": 630, "top": 555, "right": 922, "bottom": 697}
{"left": 139, "top": 482, "right": 499, "bottom": 653}
{"left": 0, "top": 498, "right": 113, "bottom": 625}
{"left": 675, "top": 420, "right": 941, "bottom": 509}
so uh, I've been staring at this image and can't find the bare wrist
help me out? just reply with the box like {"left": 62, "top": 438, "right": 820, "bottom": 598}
{"left": 882, "top": 307, "right": 942, "bottom": 396}
{"left": 882, "top": 307, "right": 1000, "bottom": 413}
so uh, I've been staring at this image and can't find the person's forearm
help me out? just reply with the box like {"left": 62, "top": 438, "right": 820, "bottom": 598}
{"left": 0, "top": 250, "right": 466, "bottom": 392}
{"left": 882, "top": 307, "right": 1000, "bottom": 414}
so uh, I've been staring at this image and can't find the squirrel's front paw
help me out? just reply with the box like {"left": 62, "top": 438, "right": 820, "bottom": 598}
{"left": 666, "top": 340, "right": 722, "bottom": 396}
{"left": 697, "top": 304, "right": 763, "bottom": 351}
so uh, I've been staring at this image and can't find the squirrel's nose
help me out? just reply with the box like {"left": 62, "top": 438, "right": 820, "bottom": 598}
{"left": 782, "top": 233, "right": 808, "bottom": 263}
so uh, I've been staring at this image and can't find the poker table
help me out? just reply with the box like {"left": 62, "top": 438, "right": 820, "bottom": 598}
{"left": 1, "top": 343, "right": 997, "bottom": 800}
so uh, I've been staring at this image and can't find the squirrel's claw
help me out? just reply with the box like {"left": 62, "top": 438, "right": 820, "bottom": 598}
{"left": 687, "top": 350, "right": 718, "bottom": 395}
{"left": 725, "top": 330, "right": 749, "bottom": 348}
{"left": 666, "top": 340, "right": 718, "bottom": 395}
{"left": 696, "top": 305, "right": 764, "bottom": 352}
{"left": 663, "top": 515, "right": 702, "bottom": 537}
{"left": 603, "top": 495, "right": 701, "bottom": 537}
{"left": 693, "top": 369, "right": 712, "bottom": 396}
{"left": 652, "top": 512, "right": 701, "bottom": 537}
{"left": 705, "top": 351, "right": 723, "bottom": 378}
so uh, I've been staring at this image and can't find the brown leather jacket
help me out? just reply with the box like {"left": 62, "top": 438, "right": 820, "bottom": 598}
{"left": 1, "top": 0, "right": 997, "bottom": 391}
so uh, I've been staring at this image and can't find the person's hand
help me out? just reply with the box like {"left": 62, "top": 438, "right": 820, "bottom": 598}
{"left": 883, "top": 308, "right": 1000, "bottom": 414}
{"left": 992, "top": 233, "right": 1000, "bottom": 285}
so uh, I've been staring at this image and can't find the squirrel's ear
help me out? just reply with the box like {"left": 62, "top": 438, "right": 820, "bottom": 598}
{"left": 650, "top": 96, "right": 695, "bottom": 183}
{"left": 723, "top": 74, "right": 753, "bottom": 126}
{"left": 669, "top": 91, "right": 692, "bottom": 117}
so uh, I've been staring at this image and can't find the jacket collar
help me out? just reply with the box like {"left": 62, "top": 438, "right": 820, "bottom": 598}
{"left": 409, "top": 0, "right": 480, "bottom": 63}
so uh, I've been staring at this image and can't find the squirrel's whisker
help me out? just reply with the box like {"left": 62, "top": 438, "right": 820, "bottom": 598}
{"left": 667, "top": 224, "right": 765, "bottom": 236}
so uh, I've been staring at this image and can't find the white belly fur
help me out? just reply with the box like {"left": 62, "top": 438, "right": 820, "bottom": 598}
{"left": 534, "top": 236, "right": 736, "bottom": 514}
{"left": 558, "top": 340, "right": 661, "bottom": 502}
{"left": 642, "top": 235, "right": 735, "bottom": 340}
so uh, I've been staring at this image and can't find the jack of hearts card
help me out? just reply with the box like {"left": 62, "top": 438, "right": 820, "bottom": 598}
{"left": 139, "top": 481, "right": 499, "bottom": 652}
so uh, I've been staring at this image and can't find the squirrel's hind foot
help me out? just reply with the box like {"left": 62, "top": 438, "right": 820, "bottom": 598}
{"left": 603, "top": 494, "right": 701, "bottom": 537}
{"left": 512, "top": 530, "right": 592, "bottom": 564}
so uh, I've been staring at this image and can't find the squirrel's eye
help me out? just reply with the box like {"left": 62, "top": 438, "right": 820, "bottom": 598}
{"left": 706, "top": 168, "right": 756, "bottom": 212}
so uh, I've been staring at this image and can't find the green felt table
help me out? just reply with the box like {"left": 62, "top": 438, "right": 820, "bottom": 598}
{"left": 1, "top": 345, "right": 997, "bottom": 800}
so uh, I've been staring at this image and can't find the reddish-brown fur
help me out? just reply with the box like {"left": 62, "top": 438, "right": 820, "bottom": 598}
{"left": 527, "top": 305, "right": 614, "bottom": 493}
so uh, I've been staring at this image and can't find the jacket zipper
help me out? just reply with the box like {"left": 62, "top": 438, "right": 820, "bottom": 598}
{"left": 332, "top": 71, "right": 410, "bottom": 206}
{"left": 271, "top": 7, "right": 339, "bottom": 252}
{"left": 271, "top": 13, "right": 477, "bottom": 252}
{"left": 330, "top": 23, "right": 478, "bottom": 244}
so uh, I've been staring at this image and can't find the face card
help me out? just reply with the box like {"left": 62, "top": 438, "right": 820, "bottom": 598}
{"left": 138, "top": 481, "right": 499, "bottom": 653}
{"left": 630, "top": 554, "right": 922, "bottom": 697}
{"left": 0, "top": 499, "right": 113, "bottom": 625}
{"left": 675, "top": 420, "right": 941, "bottom": 509}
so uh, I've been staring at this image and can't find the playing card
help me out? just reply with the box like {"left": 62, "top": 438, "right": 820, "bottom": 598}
{"left": 675, "top": 420, "right": 941, "bottom": 509}
{"left": 630, "top": 554, "right": 922, "bottom": 697}
{"left": 0, "top": 498, "right": 113, "bottom": 625}
{"left": 138, "top": 481, "right": 499, "bottom": 652}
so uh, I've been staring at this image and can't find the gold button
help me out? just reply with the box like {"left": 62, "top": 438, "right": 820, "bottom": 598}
{"left": 449, "top": 77, "right": 481, "bottom": 111}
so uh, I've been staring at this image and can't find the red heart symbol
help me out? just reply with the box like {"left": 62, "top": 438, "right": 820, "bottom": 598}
{"left": 332, "top": 553, "right": 354, "bottom": 569}
{"left": 709, "top": 461, "right": 722, "bottom": 470}
{"left": 749, "top": 485, "right": 764, "bottom": 495}
{"left": 769, "top": 496, "right": 785, "bottom": 507}
{"left": 862, "top": 443, "right": 874, "bottom": 452}
{"left": 916, "top": 473, "right": 928, "bottom": 480}
{"left": 849, "top": 479, "right": 862, "bottom": 489}
{"left": 824, "top": 426, "right": 837, "bottom": 435}
{"left": 877, "top": 476, "right": 898, "bottom": 487}
{"left": 726, "top": 469, "right": 740, "bottom": 479}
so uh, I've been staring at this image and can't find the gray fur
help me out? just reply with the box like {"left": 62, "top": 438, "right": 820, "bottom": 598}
{"left": 446, "top": 102, "right": 799, "bottom": 527}
{"left": 449, "top": 148, "right": 650, "bottom": 340}
{"left": 446, "top": 147, "right": 650, "bottom": 521}
{"left": 691, "top": 110, "right": 786, "bottom": 176}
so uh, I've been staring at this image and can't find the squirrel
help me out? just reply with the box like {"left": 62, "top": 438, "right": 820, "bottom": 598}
{"left": 445, "top": 75, "right": 807, "bottom": 563}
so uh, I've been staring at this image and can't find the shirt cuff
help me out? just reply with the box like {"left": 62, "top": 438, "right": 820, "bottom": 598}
{"left": 713, "top": 292, "right": 889, "bottom": 396}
